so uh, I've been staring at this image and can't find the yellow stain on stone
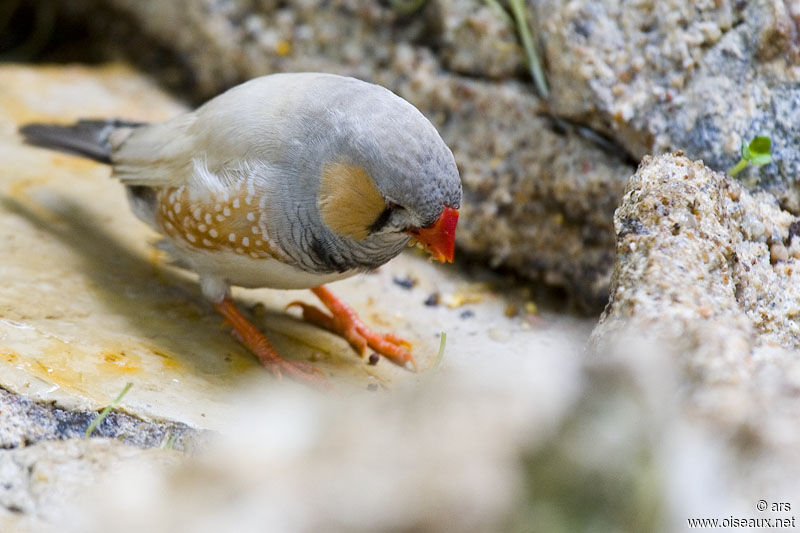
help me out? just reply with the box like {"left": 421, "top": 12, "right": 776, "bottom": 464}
{"left": 21, "top": 342, "right": 94, "bottom": 399}
{"left": 100, "top": 351, "right": 143, "bottom": 374}
{"left": 147, "top": 346, "right": 185, "bottom": 373}
{"left": 275, "top": 40, "right": 292, "bottom": 56}
{"left": 1, "top": 349, "right": 18, "bottom": 364}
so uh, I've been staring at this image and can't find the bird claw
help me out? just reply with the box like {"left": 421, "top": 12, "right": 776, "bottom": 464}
{"left": 288, "top": 296, "right": 417, "bottom": 371}
{"left": 286, "top": 300, "right": 335, "bottom": 330}
{"left": 214, "top": 298, "right": 335, "bottom": 392}
{"left": 355, "top": 327, "right": 417, "bottom": 371}
{"left": 268, "top": 358, "right": 336, "bottom": 392}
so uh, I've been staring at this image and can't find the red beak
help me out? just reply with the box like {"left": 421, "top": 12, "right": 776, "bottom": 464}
{"left": 408, "top": 206, "right": 459, "bottom": 263}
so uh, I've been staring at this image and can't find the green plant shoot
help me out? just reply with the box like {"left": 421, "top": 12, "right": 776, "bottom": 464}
{"left": 84, "top": 382, "right": 133, "bottom": 439}
{"left": 432, "top": 332, "right": 447, "bottom": 372}
{"left": 728, "top": 136, "right": 773, "bottom": 177}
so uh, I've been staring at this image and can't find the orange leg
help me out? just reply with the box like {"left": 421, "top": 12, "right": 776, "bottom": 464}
{"left": 214, "top": 297, "right": 333, "bottom": 391}
{"left": 287, "top": 286, "right": 417, "bottom": 370}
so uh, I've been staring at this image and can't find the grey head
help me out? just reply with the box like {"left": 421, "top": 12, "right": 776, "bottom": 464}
{"left": 277, "top": 75, "right": 462, "bottom": 274}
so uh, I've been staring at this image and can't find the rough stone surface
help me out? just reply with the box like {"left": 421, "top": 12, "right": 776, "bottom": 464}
{"left": 593, "top": 153, "right": 800, "bottom": 382}
{"left": 435, "top": 0, "right": 526, "bottom": 79}
{"left": 591, "top": 154, "right": 800, "bottom": 509}
{"left": 0, "top": 386, "right": 202, "bottom": 452}
{"left": 537, "top": 0, "right": 800, "bottom": 208}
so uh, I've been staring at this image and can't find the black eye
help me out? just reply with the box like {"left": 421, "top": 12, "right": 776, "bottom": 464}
{"left": 369, "top": 202, "right": 405, "bottom": 233}
{"left": 369, "top": 207, "right": 394, "bottom": 233}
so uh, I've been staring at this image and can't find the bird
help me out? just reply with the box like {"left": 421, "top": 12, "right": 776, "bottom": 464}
{"left": 19, "top": 72, "right": 462, "bottom": 389}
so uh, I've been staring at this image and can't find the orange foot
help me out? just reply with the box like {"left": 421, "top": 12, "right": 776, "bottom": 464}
{"left": 214, "top": 297, "right": 334, "bottom": 391}
{"left": 287, "top": 286, "right": 417, "bottom": 370}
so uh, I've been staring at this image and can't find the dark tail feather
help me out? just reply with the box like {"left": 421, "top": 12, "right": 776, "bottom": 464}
{"left": 19, "top": 119, "right": 146, "bottom": 164}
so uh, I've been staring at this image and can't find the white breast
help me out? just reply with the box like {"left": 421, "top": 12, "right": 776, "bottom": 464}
{"left": 167, "top": 242, "right": 356, "bottom": 301}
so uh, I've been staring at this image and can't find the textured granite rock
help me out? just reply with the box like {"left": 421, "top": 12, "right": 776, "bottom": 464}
{"left": 0, "top": 386, "right": 201, "bottom": 451}
{"left": 434, "top": 0, "right": 526, "bottom": 79}
{"left": 536, "top": 0, "right": 800, "bottom": 207}
{"left": 593, "top": 153, "right": 800, "bottom": 380}
{"left": 591, "top": 154, "right": 800, "bottom": 498}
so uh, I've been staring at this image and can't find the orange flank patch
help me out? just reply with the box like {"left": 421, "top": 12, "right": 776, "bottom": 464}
{"left": 156, "top": 185, "right": 281, "bottom": 259}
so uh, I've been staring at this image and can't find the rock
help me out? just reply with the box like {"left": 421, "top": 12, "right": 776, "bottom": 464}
{"left": 0, "top": 438, "right": 181, "bottom": 529}
{"left": 593, "top": 153, "right": 800, "bottom": 381}
{"left": 591, "top": 153, "right": 800, "bottom": 495}
{"left": 434, "top": 0, "right": 526, "bottom": 79}
{"left": 1, "top": 330, "right": 795, "bottom": 532}
{"left": 0, "top": 386, "right": 202, "bottom": 451}
{"left": 59, "top": 328, "right": 798, "bottom": 533}
{"left": 536, "top": 0, "right": 800, "bottom": 207}
{"left": 61, "top": 348, "right": 669, "bottom": 533}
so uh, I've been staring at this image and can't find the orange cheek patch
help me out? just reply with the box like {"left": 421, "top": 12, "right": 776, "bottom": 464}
{"left": 156, "top": 186, "right": 280, "bottom": 259}
{"left": 318, "top": 161, "right": 385, "bottom": 241}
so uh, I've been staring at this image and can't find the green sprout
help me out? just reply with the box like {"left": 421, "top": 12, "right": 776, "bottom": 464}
{"left": 728, "top": 136, "right": 773, "bottom": 177}
{"left": 432, "top": 332, "right": 447, "bottom": 372}
{"left": 161, "top": 431, "right": 178, "bottom": 450}
{"left": 84, "top": 382, "right": 133, "bottom": 439}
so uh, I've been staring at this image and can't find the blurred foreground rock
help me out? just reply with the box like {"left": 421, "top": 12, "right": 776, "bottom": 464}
{"left": 62, "top": 353, "right": 667, "bottom": 533}
{"left": 6, "top": 327, "right": 797, "bottom": 533}
{"left": 0, "top": 439, "right": 182, "bottom": 531}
